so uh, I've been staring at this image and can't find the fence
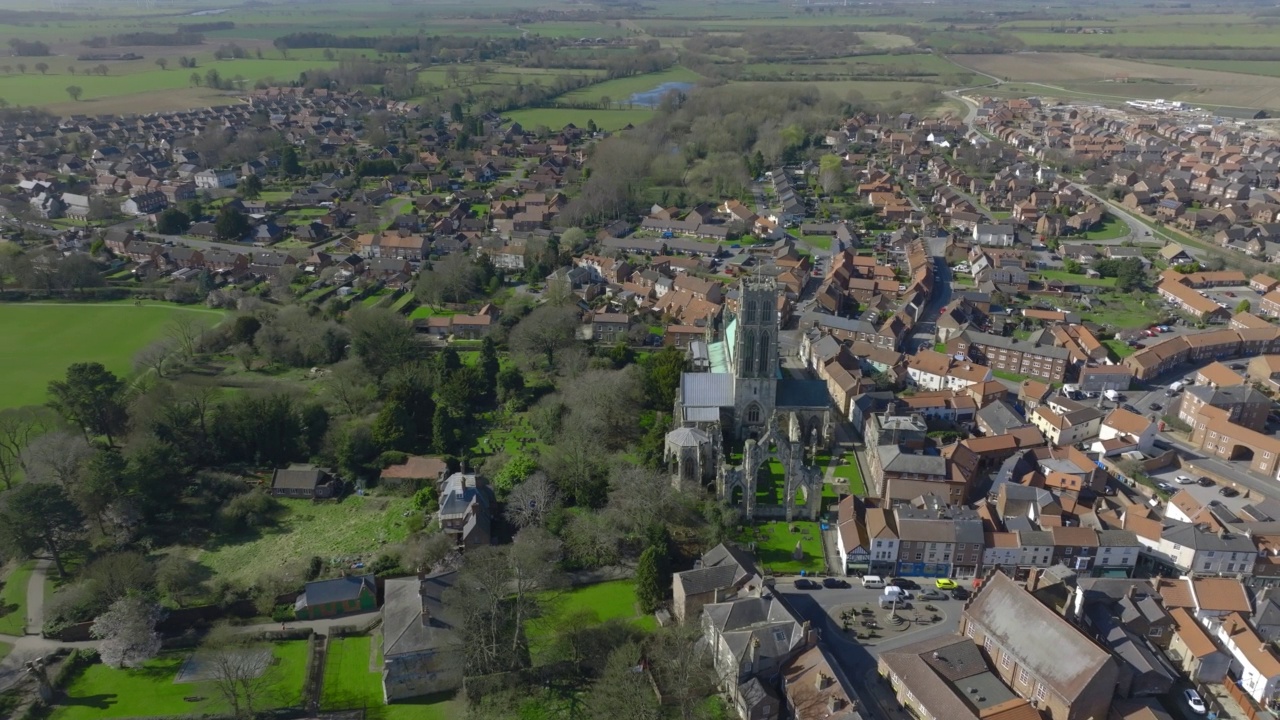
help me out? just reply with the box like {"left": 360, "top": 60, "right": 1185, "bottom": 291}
{"left": 1223, "top": 676, "right": 1265, "bottom": 720}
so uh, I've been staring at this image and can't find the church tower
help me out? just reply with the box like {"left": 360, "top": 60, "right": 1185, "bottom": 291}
{"left": 732, "top": 275, "right": 779, "bottom": 439}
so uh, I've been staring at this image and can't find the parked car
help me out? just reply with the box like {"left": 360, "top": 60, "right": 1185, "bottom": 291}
{"left": 1185, "top": 689, "right": 1207, "bottom": 715}
{"left": 1176, "top": 475, "right": 1194, "bottom": 485}
{"left": 950, "top": 587, "right": 971, "bottom": 600}
{"left": 889, "top": 578, "right": 919, "bottom": 590}
{"left": 1219, "top": 486, "right": 1240, "bottom": 497}
{"left": 1149, "top": 402, "right": 1162, "bottom": 411}
{"left": 918, "top": 590, "right": 948, "bottom": 601}
{"left": 1121, "top": 404, "right": 1139, "bottom": 413}
{"left": 1197, "top": 476, "right": 1215, "bottom": 487}
{"left": 793, "top": 578, "right": 821, "bottom": 590}
{"left": 935, "top": 578, "right": 958, "bottom": 590}
{"left": 822, "top": 577, "right": 850, "bottom": 589}
{"left": 1157, "top": 482, "right": 1176, "bottom": 493}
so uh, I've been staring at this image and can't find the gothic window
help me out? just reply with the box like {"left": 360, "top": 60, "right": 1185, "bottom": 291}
{"left": 757, "top": 331, "right": 770, "bottom": 375}
{"left": 746, "top": 404, "right": 761, "bottom": 424}
{"left": 745, "top": 300, "right": 757, "bottom": 325}
{"left": 742, "top": 330, "right": 756, "bottom": 375}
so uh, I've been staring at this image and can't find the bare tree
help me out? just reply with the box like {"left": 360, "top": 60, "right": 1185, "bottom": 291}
{"left": 647, "top": 624, "right": 718, "bottom": 720}
{"left": 20, "top": 430, "right": 91, "bottom": 489}
{"left": 91, "top": 596, "right": 164, "bottom": 668}
{"left": 605, "top": 465, "right": 682, "bottom": 535}
{"left": 155, "top": 555, "right": 207, "bottom": 608}
{"left": 320, "top": 360, "right": 376, "bottom": 415}
{"left": 133, "top": 339, "right": 177, "bottom": 379}
{"left": 504, "top": 471, "right": 559, "bottom": 529}
{"left": 0, "top": 406, "right": 55, "bottom": 490}
{"left": 199, "top": 626, "right": 281, "bottom": 719}
{"left": 167, "top": 315, "right": 210, "bottom": 359}
{"left": 415, "top": 252, "right": 478, "bottom": 306}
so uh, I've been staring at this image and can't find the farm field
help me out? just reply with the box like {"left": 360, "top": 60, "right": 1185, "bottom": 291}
{"left": 956, "top": 53, "right": 1280, "bottom": 111}
{"left": 0, "top": 57, "right": 336, "bottom": 110}
{"left": 1006, "top": 24, "right": 1280, "bottom": 49}
{"left": 506, "top": 107, "right": 655, "bottom": 131}
{"left": 186, "top": 495, "right": 414, "bottom": 585}
{"left": 1144, "top": 59, "right": 1280, "bottom": 79}
{"left": 51, "top": 641, "right": 308, "bottom": 720}
{"left": 0, "top": 302, "right": 227, "bottom": 410}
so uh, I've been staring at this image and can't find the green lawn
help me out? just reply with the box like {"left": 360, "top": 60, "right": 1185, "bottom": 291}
{"left": 321, "top": 635, "right": 460, "bottom": 719}
{"left": 1038, "top": 270, "right": 1117, "bottom": 287}
{"left": 51, "top": 641, "right": 308, "bottom": 720}
{"left": 755, "top": 459, "right": 785, "bottom": 506}
{"left": 559, "top": 66, "right": 702, "bottom": 107}
{"left": 0, "top": 561, "right": 34, "bottom": 636}
{"left": 1103, "top": 339, "right": 1135, "bottom": 359}
{"left": 831, "top": 454, "right": 867, "bottom": 496}
{"left": 0, "top": 302, "right": 227, "bottom": 409}
{"left": 732, "top": 521, "right": 825, "bottom": 575}
{"left": 408, "top": 305, "right": 457, "bottom": 320}
{"left": 992, "top": 369, "right": 1031, "bottom": 384}
{"left": 0, "top": 640, "right": 10, "bottom": 664}
{"left": 186, "top": 496, "right": 414, "bottom": 586}
{"left": 526, "top": 580, "right": 658, "bottom": 664}
{"left": 506, "top": 107, "right": 656, "bottom": 131}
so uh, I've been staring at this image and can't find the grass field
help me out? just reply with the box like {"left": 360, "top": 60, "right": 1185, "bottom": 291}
{"left": 1104, "top": 339, "right": 1135, "bottom": 359}
{"left": 1080, "top": 214, "right": 1130, "bottom": 241}
{"left": 526, "top": 580, "right": 658, "bottom": 664}
{"left": 51, "top": 641, "right": 308, "bottom": 720}
{"left": 557, "top": 66, "right": 703, "bottom": 107}
{"left": 0, "top": 57, "right": 336, "bottom": 110}
{"left": 0, "top": 561, "right": 33, "bottom": 636}
{"left": 321, "top": 636, "right": 459, "bottom": 719}
{"left": 186, "top": 496, "right": 414, "bottom": 586}
{"left": 831, "top": 454, "right": 866, "bottom": 497}
{"left": 0, "top": 302, "right": 227, "bottom": 410}
{"left": 732, "top": 521, "right": 824, "bottom": 574}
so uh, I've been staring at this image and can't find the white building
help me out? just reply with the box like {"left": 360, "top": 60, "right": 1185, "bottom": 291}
{"left": 194, "top": 168, "right": 237, "bottom": 189}
{"left": 1205, "top": 613, "right": 1280, "bottom": 706}
{"left": 1095, "top": 408, "right": 1158, "bottom": 454}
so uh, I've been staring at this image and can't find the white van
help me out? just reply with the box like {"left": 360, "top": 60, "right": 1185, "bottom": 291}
{"left": 862, "top": 575, "right": 885, "bottom": 589}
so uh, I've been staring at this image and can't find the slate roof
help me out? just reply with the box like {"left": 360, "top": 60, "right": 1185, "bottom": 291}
{"left": 298, "top": 574, "right": 374, "bottom": 609}
{"left": 383, "top": 572, "right": 458, "bottom": 658}
{"left": 962, "top": 572, "right": 1114, "bottom": 701}
{"left": 680, "top": 372, "right": 735, "bottom": 408}
{"left": 776, "top": 378, "right": 831, "bottom": 408}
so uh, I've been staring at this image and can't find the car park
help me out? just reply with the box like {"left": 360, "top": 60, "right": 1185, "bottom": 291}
{"left": 822, "top": 577, "right": 850, "bottom": 589}
{"left": 1184, "top": 689, "right": 1206, "bottom": 715}
{"left": 1219, "top": 487, "right": 1240, "bottom": 497}
{"left": 793, "top": 578, "right": 820, "bottom": 590}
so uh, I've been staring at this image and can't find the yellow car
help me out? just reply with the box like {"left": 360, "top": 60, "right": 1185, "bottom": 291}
{"left": 935, "top": 578, "right": 958, "bottom": 590}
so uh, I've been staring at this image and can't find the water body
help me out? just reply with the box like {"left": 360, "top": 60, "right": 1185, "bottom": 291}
{"left": 189, "top": 8, "right": 230, "bottom": 15}
{"left": 628, "top": 81, "right": 694, "bottom": 108}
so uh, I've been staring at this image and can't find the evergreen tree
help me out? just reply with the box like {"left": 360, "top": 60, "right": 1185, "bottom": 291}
{"left": 478, "top": 337, "right": 499, "bottom": 404}
{"left": 635, "top": 545, "right": 663, "bottom": 614}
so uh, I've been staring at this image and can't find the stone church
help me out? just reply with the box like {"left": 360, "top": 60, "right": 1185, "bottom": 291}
{"left": 666, "top": 276, "right": 831, "bottom": 521}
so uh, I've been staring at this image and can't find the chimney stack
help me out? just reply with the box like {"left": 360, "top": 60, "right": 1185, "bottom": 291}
{"left": 816, "top": 672, "right": 833, "bottom": 691}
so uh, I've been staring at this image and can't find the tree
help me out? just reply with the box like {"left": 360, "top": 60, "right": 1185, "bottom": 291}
{"left": 47, "top": 362, "right": 128, "bottom": 445}
{"left": 91, "top": 596, "right": 164, "bottom": 668}
{"left": 199, "top": 626, "right": 281, "bottom": 719}
{"left": 65, "top": 85, "right": 82, "bottom": 101}
{"left": 818, "top": 153, "right": 845, "bottom": 195}
{"left": 20, "top": 430, "right": 91, "bottom": 489}
{"left": 0, "top": 482, "right": 85, "bottom": 577}
{"left": 635, "top": 546, "right": 662, "bottom": 614}
{"left": 647, "top": 624, "right": 718, "bottom": 720}
{"left": 586, "top": 643, "right": 662, "bottom": 720}
{"left": 34, "top": 62, "right": 47, "bottom": 74}
{"left": 477, "top": 337, "right": 499, "bottom": 404}
{"left": 134, "top": 339, "right": 177, "bottom": 379}
{"left": 347, "top": 308, "right": 417, "bottom": 381}
{"left": 281, "top": 146, "right": 302, "bottom": 176}
{"left": 240, "top": 174, "right": 263, "bottom": 200}
{"left": 0, "top": 406, "right": 54, "bottom": 491}
{"left": 155, "top": 207, "right": 191, "bottom": 234}
{"left": 510, "top": 304, "right": 580, "bottom": 370}
{"left": 643, "top": 346, "right": 686, "bottom": 411}
{"left": 214, "top": 205, "right": 250, "bottom": 241}
{"left": 1237, "top": 298, "right": 1252, "bottom": 314}
{"left": 1063, "top": 258, "right": 1083, "bottom": 274}
{"left": 505, "top": 471, "right": 559, "bottom": 529}
{"left": 415, "top": 252, "right": 478, "bottom": 306}
{"left": 190, "top": 72, "right": 202, "bottom": 87}
{"left": 155, "top": 58, "right": 167, "bottom": 70}
{"left": 155, "top": 556, "right": 206, "bottom": 607}
{"left": 205, "top": 68, "right": 222, "bottom": 89}
{"left": 16, "top": 63, "right": 25, "bottom": 74}
{"left": 321, "top": 360, "right": 376, "bottom": 415}
{"left": 167, "top": 315, "right": 210, "bottom": 359}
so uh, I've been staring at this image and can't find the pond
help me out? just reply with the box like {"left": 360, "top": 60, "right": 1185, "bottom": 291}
{"left": 628, "top": 81, "right": 695, "bottom": 107}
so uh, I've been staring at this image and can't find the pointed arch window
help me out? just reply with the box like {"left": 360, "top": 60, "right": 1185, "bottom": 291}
{"left": 757, "top": 331, "right": 770, "bottom": 375}
{"left": 746, "top": 404, "right": 762, "bottom": 424}
{"left": 745, "top": 300, "right": 757, "bottom": 325}
{"left": 742, "top": 329, "right": 756, "bottom": 375}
